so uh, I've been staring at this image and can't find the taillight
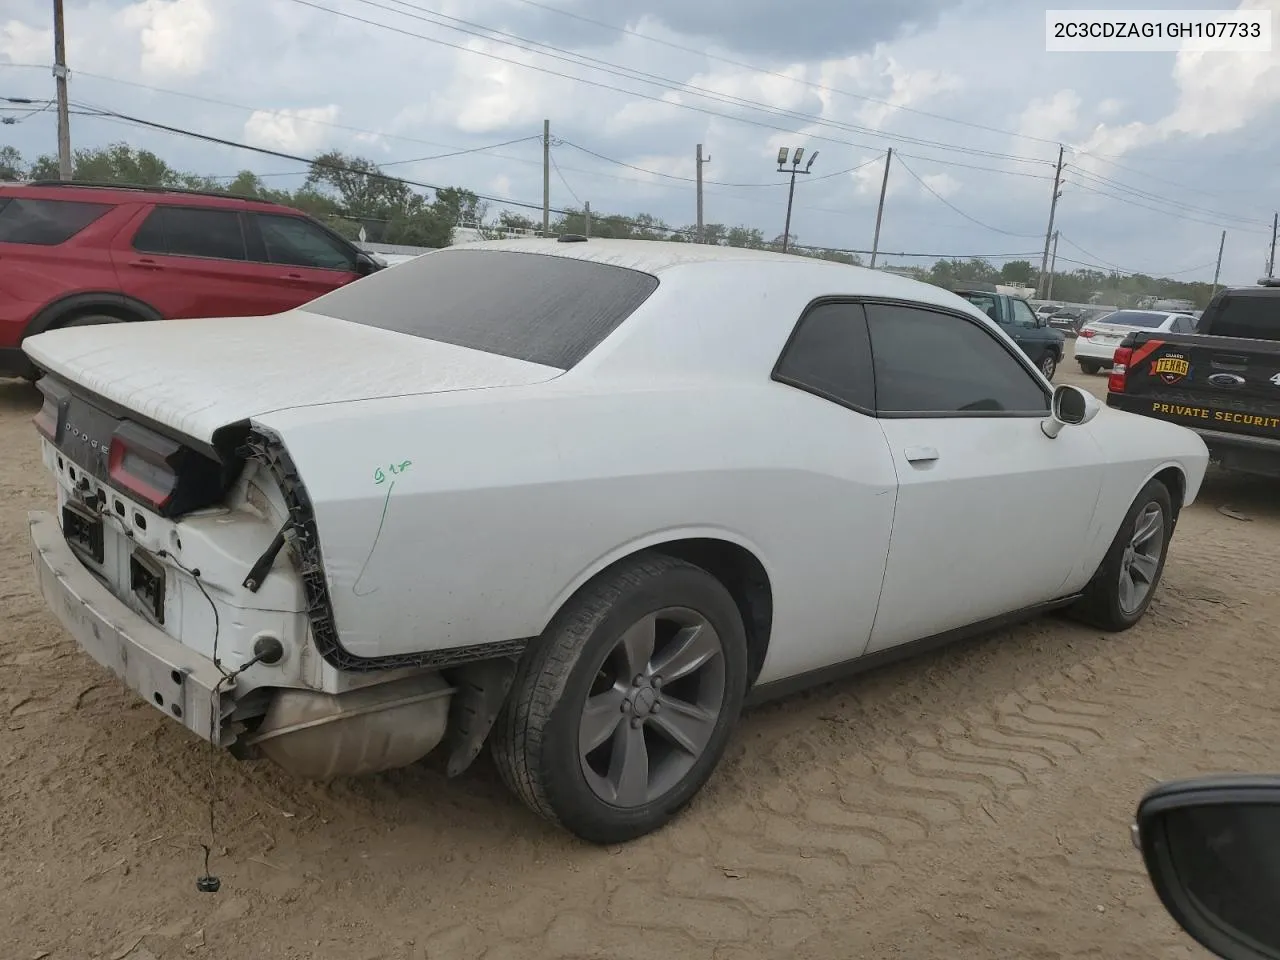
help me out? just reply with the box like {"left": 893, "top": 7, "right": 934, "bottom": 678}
{"left": 107, "top": 421, "right": 181, "bottom": 512}
{"left": 32, "top": 376, "right": 68, "bottom": 441}
{"left": 1109, "top": 345, "right": 1132, "bottom": 393}
{"left": 1078, "top": 328, "right": 1095, "bottom": 339}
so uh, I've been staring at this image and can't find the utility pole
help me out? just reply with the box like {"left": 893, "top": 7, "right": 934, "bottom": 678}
{"left": 1046, "top": 230, "right": 1060, "bottom": 300}
{"left": 1268, "top": 212, "right": 1277, "bottom": 278}
{"left": 776, "top": 146, "right": 817, "bottom": 254}
{"left": 1212, "top": 230, "right": 1226, "bottom": 296}
{"left": 1038, "top": 144, "right": 1065, "bottom": 298}
{"left": 869, "top": 148, "right": 893, "bottom": 269}
{"left": 541, "top": 119, "right": 550, "bottom": 237}
{"left": 53, "top": 0, "right": 72, "bottom": 180}
{"left": 583, "top": 201, "right": 591, "bottom": 238}
{"left": 695, "top": 143, "right": 710, "bottom": 243}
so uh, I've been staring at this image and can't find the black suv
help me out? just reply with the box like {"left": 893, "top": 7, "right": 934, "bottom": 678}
{"left": 951, "top": 284, "right": 1066, "bottom": 380}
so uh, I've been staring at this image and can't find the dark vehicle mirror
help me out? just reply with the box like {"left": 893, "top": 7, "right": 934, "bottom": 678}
{"left": 1135, "top": 776, "right": 1280, "bottom": 960}
{"left": 354, "top": 251, "right": 383, "bottom": 276}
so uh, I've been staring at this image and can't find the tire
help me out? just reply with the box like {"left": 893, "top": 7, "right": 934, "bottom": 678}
{"left": 55, "top": 313, "right": 124, "bottom": 329}
{"left": 1079, "top": 360, "right": 1102, "bottom": 375}
{"left": 1068, "top": 479, "right": 1174, "bottom": 632}
{"left": 491, "top": 553, "right": 748, "bottom": 844}
{"left": 1039, "top": 351, "right": 1057, "bottom": 381}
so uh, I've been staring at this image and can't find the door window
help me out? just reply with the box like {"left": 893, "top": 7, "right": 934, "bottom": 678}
{"left": 132, "top": 207, "right": 247, "bottom": 261}
{"left": 957, "top": 291, "right": 1001, "bottom": 323}
{"left": 0, "top": 198, "right": 110, "bottom": 245}
{"left": 1009, "top": 298, "right": 1039, "bottom": 328}
{"left": 255, "top": 214, "right": 356, "bottom": 271}
{"left": 866, "top": 302, "right": 1049, "bottom": 415}
{"left": 772, "top": 301, "right": 875, "bottom": 411}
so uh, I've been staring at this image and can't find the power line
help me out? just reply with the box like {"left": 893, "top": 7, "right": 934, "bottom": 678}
{"left": 495, "top": 0, "right": 1074, "bottom": 150}
{"left": 5, "top": 63, "right": 1059, "bottom": 183}
{"left": 283, "top": 0, "right": 1055, "bottom": 171}
{"left": 63, "top": 100, "right": 567, "bottom": 214}
{"left": 1052, "top": 252, "right": 1217, "bottom": 279}
{"left": 1067, "top": 165, "right": 1266, "bottom": 228}
{"left": 1055, "top": 235, "right": 1218, "bottom": 278}
{"left": 548, "top": 148, "right": 582, "bottom": 206}
{"left": 557, "top": 139, "right": 884, "bottom": 187}
{"left": 360, "top": 0, "right": 1057, "bottom": 166}
{"left": 1063, "top": 178, "right": 1270, "bottom": 234}
{"left": 895, "top": 155, "right": 1042, "bottom": 239}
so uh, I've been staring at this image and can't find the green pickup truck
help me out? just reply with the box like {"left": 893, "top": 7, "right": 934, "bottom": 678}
{"left": 951, "top": 284, "right": 1067, "bottom": 380}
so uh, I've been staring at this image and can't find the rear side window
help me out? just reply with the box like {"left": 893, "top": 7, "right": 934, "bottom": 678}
{"left": 305, "top": 248, "right": 659, "bottom": 369}
{"left": 867, "top": 302, "right": 1049, "bottom": 414}
{"left": 254, "top": 213, "right": 356, "bottom": 270}
{"left": 1208, "top": 295, "right": 1280, "bottom": 341}
{"left": 132, "top": 207, "right": 247, "bottom": 261}
{"left": 0, "top": 198, "right": 110, "bottom": 245}
{"left": 773, "top": 301, "right": 875, "bottom": 411}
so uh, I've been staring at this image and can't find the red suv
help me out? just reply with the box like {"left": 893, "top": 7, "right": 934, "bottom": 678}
{"left": 0, "top": 181, "right": 380, "bottom": 379}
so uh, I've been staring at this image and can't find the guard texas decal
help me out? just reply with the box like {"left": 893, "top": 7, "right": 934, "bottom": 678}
{"left": 1150, "top": 352, "right": 1191, "bottom": 385}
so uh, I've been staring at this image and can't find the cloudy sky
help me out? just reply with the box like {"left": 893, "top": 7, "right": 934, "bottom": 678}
{"left": 1, "top": 0, "right": 1277, "bottom": 284}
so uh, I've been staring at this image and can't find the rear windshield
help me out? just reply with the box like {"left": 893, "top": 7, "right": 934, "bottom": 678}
{"left": 1096, "top": 311, "right": 1168, "bottom": 328}
{"left": 305, "top": 248, "right": 660, "bottom": 369}
{"left": 0, "top": 197, "right": 111, "bottom": 245}
{"left": 1207, "top": 293, "right": 1280, "bottom": 341}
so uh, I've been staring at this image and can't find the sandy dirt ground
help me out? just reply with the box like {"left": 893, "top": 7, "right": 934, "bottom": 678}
{"left": 3, "top": 344, "right": 1278, "bottom": 960}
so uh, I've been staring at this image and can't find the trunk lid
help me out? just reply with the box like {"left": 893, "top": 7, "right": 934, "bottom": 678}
{"left": 23, "top": 309, "right": 565, "bottom": 443}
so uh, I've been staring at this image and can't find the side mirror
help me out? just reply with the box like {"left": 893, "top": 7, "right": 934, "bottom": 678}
{"left": 1041, "top": 384, "right": 1099, "bottom": 438}
{"left": 1134, "top": 775, "right": 1280, "bottom": 960}
{"left": 354, "top": 252, "right": 383, "bottom": 276}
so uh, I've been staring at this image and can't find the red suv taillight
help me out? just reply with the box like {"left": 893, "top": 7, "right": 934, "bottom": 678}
{"left": 1108, "top": 345, "right": 1132, "bottom": 393}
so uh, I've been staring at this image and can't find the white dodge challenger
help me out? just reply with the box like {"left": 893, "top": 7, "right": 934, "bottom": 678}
{"left": 24, "top": 238, "right": 1209, "bottom": 843}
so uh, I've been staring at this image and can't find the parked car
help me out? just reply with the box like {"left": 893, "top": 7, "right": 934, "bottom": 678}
{"left": 951, "top": 285, "right": 1066, "bottom": 380}
{"left": 25, "top": 239, "right": 1208, "bottom": 843}
{"left": 1133, "top": 774, "right": 1280, "bottom": 960}
{"left": 0, "top": 180, "right": 381, "bottom": 380}
{"left": 1106, "top": 280, "right": 1280, "bottom": 476}
{"left": 1076, "top": 310, "right": 1200, "bottom": 374}
{"left": 1035, "top": 303, "right": 1061, "bottom": 320}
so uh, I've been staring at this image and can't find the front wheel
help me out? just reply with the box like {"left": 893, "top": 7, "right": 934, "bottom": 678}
{"left": 1068, "top": 479, "right": 1174, "bottom": 631}
{"left": 1040, "top": 352, "right": 1058, "bottom": 381}
{"left": 491, "top": 554, "right": 748, "bottom": 844}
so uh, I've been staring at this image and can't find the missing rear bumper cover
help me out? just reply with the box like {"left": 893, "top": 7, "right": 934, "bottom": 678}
{"left": 241, "top": 427, "right": 528, "bottom": 674}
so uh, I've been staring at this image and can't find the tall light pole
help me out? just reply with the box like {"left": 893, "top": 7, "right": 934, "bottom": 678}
{"left": 776, "top": 146, "right": 817, "bottom": 254}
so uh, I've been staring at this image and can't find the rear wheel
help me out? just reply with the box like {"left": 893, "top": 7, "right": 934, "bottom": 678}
{"left": 1068, "top": 479, "right": 1174, "bottom": 631}
{"left": 1079, "top": 360, "right": 1102, "bottom": 375}
{"left": 491, "top": 554, "right": 748, "bottom": 844}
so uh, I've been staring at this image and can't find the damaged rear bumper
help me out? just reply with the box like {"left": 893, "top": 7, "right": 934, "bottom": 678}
{"left": 29, "top": 509, "right": 233, "bottom": 745}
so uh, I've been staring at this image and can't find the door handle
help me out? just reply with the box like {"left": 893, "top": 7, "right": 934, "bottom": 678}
{"left": 904, "top": 446, "right": 939, "bottom": 464}
{"left": 127, "top": 258, "right": 163, "bottom": 271}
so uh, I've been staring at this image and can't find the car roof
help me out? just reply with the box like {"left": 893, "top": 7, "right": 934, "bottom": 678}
{"left": 457, "top": 237, "right": 982, "bottom": 312}
{"left": 0, "top": 180, "right": 292, "bottom": 213}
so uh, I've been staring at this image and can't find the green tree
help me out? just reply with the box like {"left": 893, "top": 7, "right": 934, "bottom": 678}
{"left": 999, "top": 260, "right": 1035, "bottom": 285}
{"left": 0, "top": 145, "right": 23, "bottom": 181}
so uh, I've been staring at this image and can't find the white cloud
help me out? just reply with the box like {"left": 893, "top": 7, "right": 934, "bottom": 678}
{"left": 117, "top": 0, "right": 216, "bottom": 77}
{"left": 1075, "top": 0, "right": 1280, "bottom": 159}
{"left": 920, "top": 171, "right": 960, "bottom": 198}
{"left": 1017, "top": 89, "right": 1081, "bottom": 142}
{"left": 243, "top": 105, "right": 341, "bottom": 153}
{"left": 0, "top": 18, "right": 50, "bottom": 64}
